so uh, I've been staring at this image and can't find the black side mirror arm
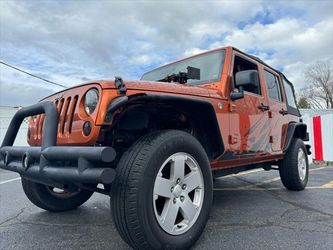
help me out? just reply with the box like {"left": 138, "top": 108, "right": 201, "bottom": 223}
{"left": 230, "top": 90, "right": 244, "bottom": 101}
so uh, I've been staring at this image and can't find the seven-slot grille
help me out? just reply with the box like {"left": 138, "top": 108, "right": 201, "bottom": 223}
{"left": 36, "top": 95, "right": 79, "bottom": 139}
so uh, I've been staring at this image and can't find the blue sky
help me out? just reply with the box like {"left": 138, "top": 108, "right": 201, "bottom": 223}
{"left": 0, "top": 0, "right": 332, "bottom": 106}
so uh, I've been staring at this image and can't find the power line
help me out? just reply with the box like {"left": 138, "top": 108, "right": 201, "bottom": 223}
{"left": 0, "top": 60, "right": 67, "bottom": 89}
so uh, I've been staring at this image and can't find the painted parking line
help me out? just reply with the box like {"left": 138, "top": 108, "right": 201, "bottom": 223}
{"left": 218, "top": 168, "right": 263, "bottom": 179}
{"left": 308, "top": 166, "right": 330, "bottom": 172}
{"left": 0, "top": 177, "right": 21, "bottom": 185}
{"left": 237, "top": 166, "right": 329, "bottom": 189}
{"left": 218, "top": 166, "right": 328, "bottom": 180}
{"left": 238, "top": 176, "right": 281, "bottom": 190}
{"left": 213, "top": 185, "right": 333, "bottom": 191}
{"left": 214, "top": 166, "right": 332, "bottom": 191}
{"left": 320, "top": 180, "right": 333, "bottom": 188}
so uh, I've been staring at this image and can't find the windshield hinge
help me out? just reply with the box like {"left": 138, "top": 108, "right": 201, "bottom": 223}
{"left": 115, "top": 76, "right": 127, "bottom": 95}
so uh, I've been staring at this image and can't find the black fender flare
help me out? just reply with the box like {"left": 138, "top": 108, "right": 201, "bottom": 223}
{"left": 105, "top": 93, "right": 225, "bottom": 159}
{"left": 284, "top": 122, "right": 311, "bottom": 155}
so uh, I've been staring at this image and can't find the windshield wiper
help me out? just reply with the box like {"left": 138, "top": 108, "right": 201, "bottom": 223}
{"left": 157, "top": 66, "right": 201, "bottom": 84}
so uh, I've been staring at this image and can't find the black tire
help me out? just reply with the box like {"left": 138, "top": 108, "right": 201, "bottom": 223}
{"left": 111, "top": 130, "right": 213, "bottom": 250}
{"left": 279, "top": 138, "right": 309, "bottom": 190}
{"left": 21, "top": 178, "right": 94, "bottom": 212}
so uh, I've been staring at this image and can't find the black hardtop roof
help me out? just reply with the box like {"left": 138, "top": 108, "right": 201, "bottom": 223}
{"left": 232, "top": 47, "right": 283, "bottom": 75}
{"left": 232, "top": 47, "right": 296, "bottom": 87}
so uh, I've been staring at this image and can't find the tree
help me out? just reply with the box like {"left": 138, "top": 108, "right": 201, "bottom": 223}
{"left": 297, "top": 96, "right": 311, "bottom": 109}
{"left": 303, "top": 60, "right": 333, "bottom": 109}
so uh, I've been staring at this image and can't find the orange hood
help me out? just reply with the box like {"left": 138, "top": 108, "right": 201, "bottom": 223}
{"left": 99, "top": 80, "right": 213, "bottom": 98}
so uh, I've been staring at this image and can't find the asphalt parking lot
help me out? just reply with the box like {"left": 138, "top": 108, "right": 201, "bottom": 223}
{"left": 1, "top": 164, "right": 332, "bottom": 250}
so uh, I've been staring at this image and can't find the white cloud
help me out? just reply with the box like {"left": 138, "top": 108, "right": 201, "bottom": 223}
{"left": 209, "top": 17, "right": 333, "bottom": 88}
{"left": 128, "top": 54, "right": 153, "bottom": 65}
{"left": 183, "top": 48, "right": 208, "bottom": 57}
{"left": 0, "top": 0, "right": 332, "bottom": 105}
{"left": 0, "top": 65, "right": 57, "bottom": 106}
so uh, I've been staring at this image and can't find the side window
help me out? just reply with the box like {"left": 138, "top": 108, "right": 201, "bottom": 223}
{"left": 233, "top": 56, "right": 261, "bottom": 95}
{"left": 283, "top": 78, "right": 297, "bottom": 108}
{"left": 264, "top": 70, "right": 282, "bottom": 102}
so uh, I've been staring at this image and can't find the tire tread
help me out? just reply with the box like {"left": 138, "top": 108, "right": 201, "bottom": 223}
{"left": 111, "top": 130, "right": 212, "bottom": 249}
{"left": 279, "top": 138, "right": 308, "bottom": 191}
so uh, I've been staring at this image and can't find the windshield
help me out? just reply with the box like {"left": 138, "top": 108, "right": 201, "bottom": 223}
{"left": 141, "top": 50, "right": 225, "bottom": 85}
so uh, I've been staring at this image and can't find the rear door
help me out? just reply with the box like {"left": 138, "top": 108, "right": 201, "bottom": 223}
{"left": 262, "top": 68, "right": 286, "bottom": 152}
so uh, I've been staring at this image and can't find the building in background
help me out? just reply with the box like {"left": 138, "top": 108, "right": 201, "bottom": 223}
{"left": 0, "top": 106, "right": 28, "bottom": 146}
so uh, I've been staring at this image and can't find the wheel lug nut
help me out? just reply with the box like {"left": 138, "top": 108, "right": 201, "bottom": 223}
{"left": 180, "top": 196, "right": 184, "bottom": 202}
{"left": 173, "top": 198, "right": 177, "bottom": 204}
{"left": 182, "top": 184, "right": 186, "bottom": 190}
{"left": 171, "top": 187, "right": 174, "bottom": 192}
{"left": 176, "top": 178, "right": 181, "bottom": 184}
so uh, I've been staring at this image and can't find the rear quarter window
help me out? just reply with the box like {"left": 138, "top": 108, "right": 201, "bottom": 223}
{"left": 283, "top": 78, "right": 297, "bottom": 109}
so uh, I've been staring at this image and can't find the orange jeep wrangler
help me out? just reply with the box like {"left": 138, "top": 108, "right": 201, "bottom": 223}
{"left": 0, "top": 47, "right": 310, "bottom": 249}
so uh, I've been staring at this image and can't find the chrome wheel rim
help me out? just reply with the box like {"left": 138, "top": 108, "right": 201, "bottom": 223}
{"left": 298, "top": 148, "right": 307, "bottom": 181}
{"left": 153, "top": 152, "right": 204, "bottom": 235}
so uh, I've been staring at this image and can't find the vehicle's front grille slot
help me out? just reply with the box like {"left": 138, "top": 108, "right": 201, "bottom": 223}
{"left": 28, "top": 85, "right": 98, "bottom": 146}
{"left": 37, "top": 114, "right": 45, "bottom": 139}
{"left": 68, "top": 95, "right": 78, "bottom": 134}
{"left": 57, "top": 98, "right": 64, "bottom": 118}
{"left": 61, "top": 97, "right": 71, "bottom": 134}
{"left": 36, "top": 116, "right": 41, "bottom": 138}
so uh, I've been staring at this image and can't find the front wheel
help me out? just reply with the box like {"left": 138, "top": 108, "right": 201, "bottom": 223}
{"left": 279, "top": 138, "right": 309, "bottom": 190}
{"left": 111, "top": 130, "right": 213, "bottom": 250}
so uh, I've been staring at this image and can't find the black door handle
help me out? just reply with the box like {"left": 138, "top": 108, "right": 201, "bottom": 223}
{"left": 257, "top": 103, "right": 270, "bottom": 111}
{"left": 279, "top": 108, "right": 288, "bottom": 115}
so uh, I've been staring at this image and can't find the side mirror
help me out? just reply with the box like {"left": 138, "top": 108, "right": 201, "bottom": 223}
{"left": 231, "top": 70, "right": 259, "bottom": 101}
{"left": 235, "top": 70, "right": 259, "bottom": 89}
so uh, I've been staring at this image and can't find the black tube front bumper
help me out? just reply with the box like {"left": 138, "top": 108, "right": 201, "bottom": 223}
{"left": 0, "top": 102, "right": 116, "bottom": 185}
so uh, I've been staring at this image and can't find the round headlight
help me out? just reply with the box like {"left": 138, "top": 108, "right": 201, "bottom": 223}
{"left": 84, "top": 88, "right": 99, "bottom": 115}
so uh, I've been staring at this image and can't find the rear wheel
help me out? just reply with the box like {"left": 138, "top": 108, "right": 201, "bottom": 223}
{"left": 21, "top": 178, "right": 94, "bottom": 212}
{"left": 279, "top": 139, "right": 309, "bottom": 190}
{"left": 111, "top": 130, "right": 213, "bottom": 249}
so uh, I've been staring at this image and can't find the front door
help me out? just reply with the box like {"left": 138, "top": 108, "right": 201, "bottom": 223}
{"left": 229, "top": 55, "right": 271, "bottom": 157}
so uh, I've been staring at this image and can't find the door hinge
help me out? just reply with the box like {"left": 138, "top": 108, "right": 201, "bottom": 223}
{"left": 229, "top": 103, "right": 236, "bottom": 112}
{"left": 269, "top": 136, "right": 274, "bottom": 143}
{"left": 268, "top": 111, "right": 272, "bottom": 118}
{"left": 228, "top": 135, "right": 238, "bottom": 144}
